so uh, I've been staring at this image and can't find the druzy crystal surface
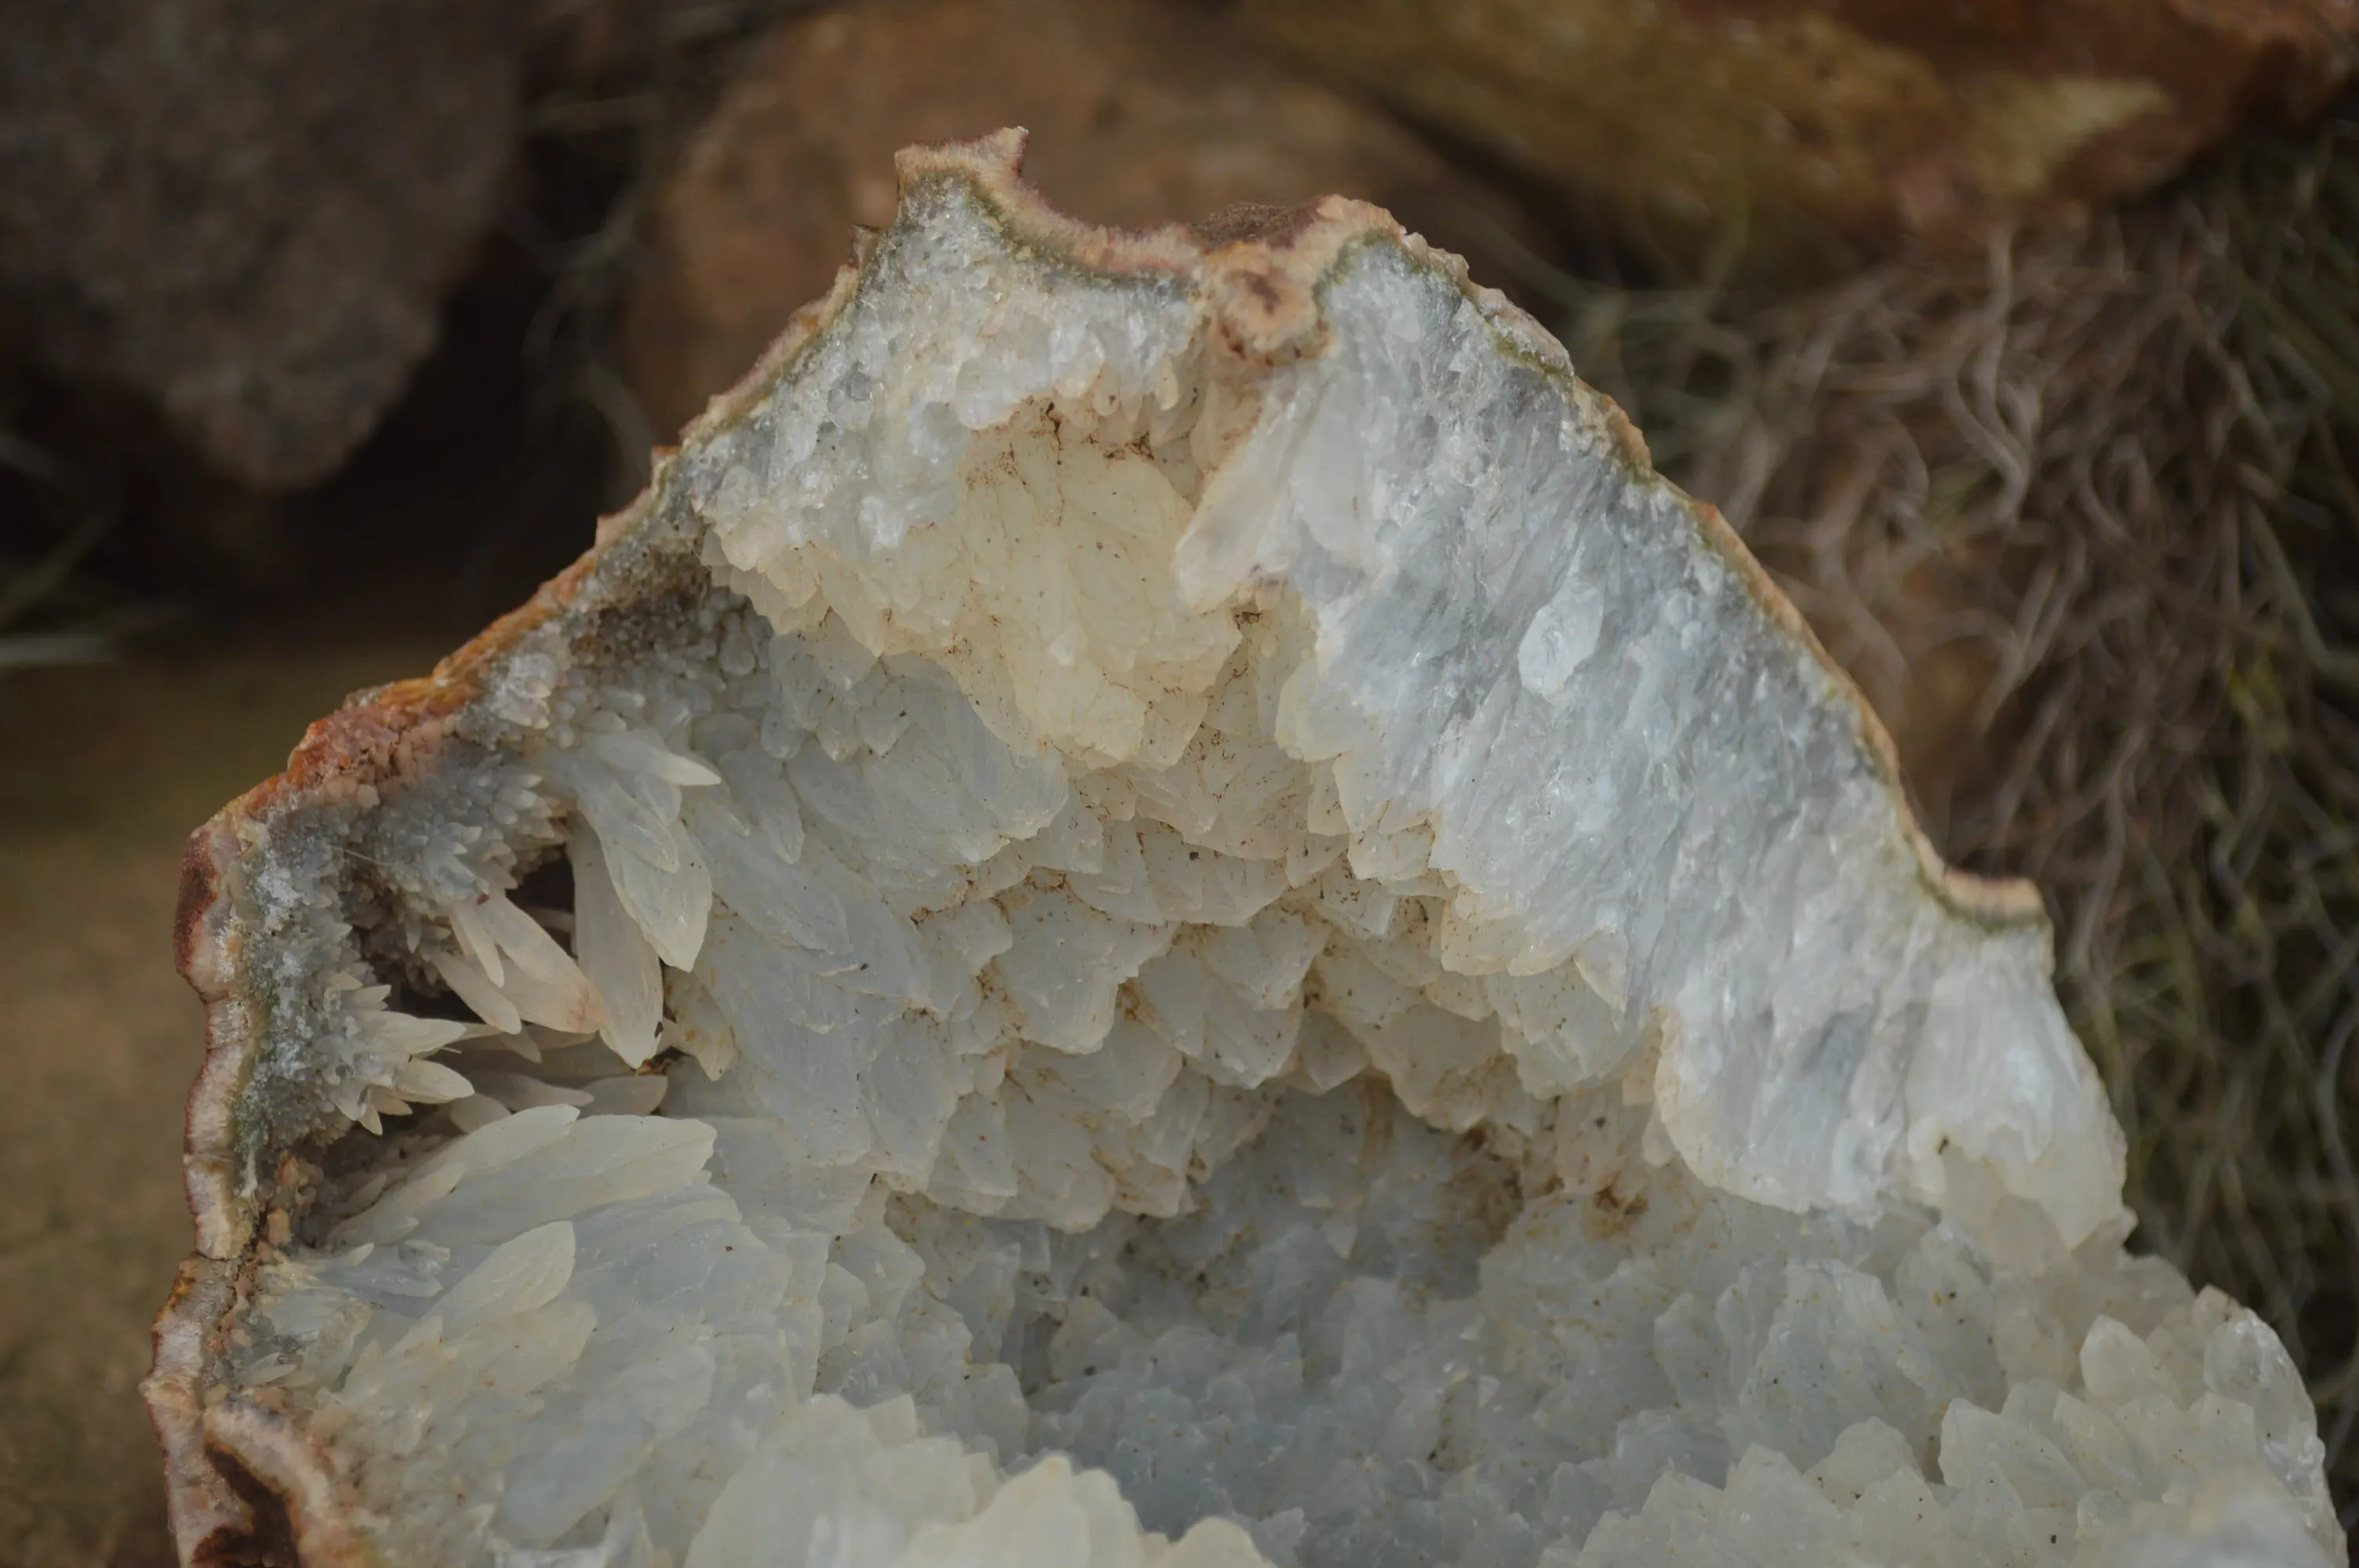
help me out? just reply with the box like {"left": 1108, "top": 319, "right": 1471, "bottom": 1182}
{"left": 151, "top": 135, "right": 2341, "bottom": 1568}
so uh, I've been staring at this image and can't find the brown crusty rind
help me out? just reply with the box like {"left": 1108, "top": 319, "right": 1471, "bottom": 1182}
{"left": 147, "top": 127, "right": 2050, "bottom": 1565}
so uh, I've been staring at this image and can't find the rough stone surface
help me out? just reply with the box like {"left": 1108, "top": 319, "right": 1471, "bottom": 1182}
{"left": 1234, "top": 0, "right": 2359, "bottom": 273}
{"left": 620, "top": 0, "right": 1545, "bottom": 439}
{"left": 0, "top": 0, "right": 525, "bottom": 489}
{"left": 151, "top": 135, "right": 2342, "bottom": 1568}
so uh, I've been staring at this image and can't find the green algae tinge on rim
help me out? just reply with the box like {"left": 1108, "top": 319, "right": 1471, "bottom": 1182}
{"left": 146, "top": 131, "right": 2340, "bottom": 1568}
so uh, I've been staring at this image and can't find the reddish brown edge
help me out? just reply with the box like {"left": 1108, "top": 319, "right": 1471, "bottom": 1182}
{"left": 142, "top": 125, "right": 2048, "bottom": 1567}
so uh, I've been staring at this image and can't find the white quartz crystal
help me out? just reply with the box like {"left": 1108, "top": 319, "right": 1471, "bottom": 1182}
{"left": 198, "top": 140, "right": 2339, "bottom": 1568}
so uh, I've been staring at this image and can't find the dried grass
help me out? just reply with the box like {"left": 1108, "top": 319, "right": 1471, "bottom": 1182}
{"left": 1507, "top": 111, "right": 2359, "bottom": 1523}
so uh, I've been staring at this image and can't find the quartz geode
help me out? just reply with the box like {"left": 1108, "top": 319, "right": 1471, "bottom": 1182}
{"left": 147, "top": 133, "right": 2342, "bottom": 1568}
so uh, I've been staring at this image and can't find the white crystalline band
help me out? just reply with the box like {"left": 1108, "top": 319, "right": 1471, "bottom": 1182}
{"left": 1178, "top": 244, "right": 2117, "bottom": 1240}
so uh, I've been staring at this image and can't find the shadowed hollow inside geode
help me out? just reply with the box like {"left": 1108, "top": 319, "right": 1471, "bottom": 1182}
{"left": 147, "top": 132, "right": 2342, "bottom": 1568}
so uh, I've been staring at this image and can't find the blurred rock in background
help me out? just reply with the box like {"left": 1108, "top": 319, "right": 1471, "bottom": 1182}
{"left": 620, "top": 0, "right": 1552, "bottom": 438}
{"left": 0, "top": 0, "right": 801, "bottom": 598}
{"left": 1231, "top": 0, "right": 2359, "bottom": 275}
{"left": 0, "top": 0, "right": 530, "bottom": 492}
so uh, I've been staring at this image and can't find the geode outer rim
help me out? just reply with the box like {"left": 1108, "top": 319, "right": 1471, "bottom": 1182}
{"left": 143, "top": 127, "right": 2048, "bottom": 1567}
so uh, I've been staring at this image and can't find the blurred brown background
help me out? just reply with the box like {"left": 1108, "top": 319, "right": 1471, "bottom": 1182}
{"left": 3, "top": 2, "right": 2356, "bottom": 1563}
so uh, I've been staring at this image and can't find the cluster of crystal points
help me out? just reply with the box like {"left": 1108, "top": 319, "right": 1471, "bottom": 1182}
{"left": 215, "top": 164, "right": 2341, "bottom": 1568}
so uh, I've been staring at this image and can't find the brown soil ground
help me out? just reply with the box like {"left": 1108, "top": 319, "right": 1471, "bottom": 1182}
{"left": 0, "top": 605, "right": 451, "bottom": 1568}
